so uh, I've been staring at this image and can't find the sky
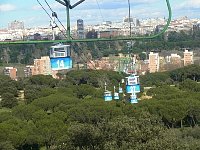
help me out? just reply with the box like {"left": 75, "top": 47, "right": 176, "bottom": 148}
{"left": 0, "top": 0, "right": 200, "bottom": 29}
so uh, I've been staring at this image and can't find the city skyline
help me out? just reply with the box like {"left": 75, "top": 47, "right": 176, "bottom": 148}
{"left": 0, "top": 0, "right": 200, "bottom": 29}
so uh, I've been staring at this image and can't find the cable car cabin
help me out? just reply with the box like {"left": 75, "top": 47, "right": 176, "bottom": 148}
{"left": 114, "top": 92, "right": 119, "bottom": 100}
{"left": 104, "top": 91, "right": 112, "bottom": 101}
{"left": 50, "top": 43, "right": 71, "bottom": 58}
{"left": 126, "top": 74, "right": 140, "bottom": 85}
{"left": 50, "top": 43, "right": 72, "bottom": 70}
{"left": 130, "top": 93, "right": 138, "bottom": 104}
{"left": 119, "top": 87, "right": 123, "bottom": 94}
{"left": 126, "top": 74, "right": 141, "bottom": 94}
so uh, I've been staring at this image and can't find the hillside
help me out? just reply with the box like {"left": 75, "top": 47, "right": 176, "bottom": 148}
{"left": 1, "top": 30, "right": 200, "bottom": 66}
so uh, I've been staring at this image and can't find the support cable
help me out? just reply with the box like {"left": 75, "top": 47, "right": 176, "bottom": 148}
{"left": 44, "top": 0, "right": 68, "bottom": 34}
{"left": 36, "top": 0, "right": 68, "bottom": 40}
{"left": 95, "top": 0, "right": 105, "bottom": 22}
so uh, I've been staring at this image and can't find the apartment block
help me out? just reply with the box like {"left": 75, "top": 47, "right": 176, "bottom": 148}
{"left": 24, "top": 65, "right": 35, "bottom": 77}
{"left": 166, "top": 54, "right": 182, "bottom": 66}
{"left": 148, "top": 52, "right": 159, "bottom": 73}
{"left": 184, "top": 50, "right": 193, "bottom": 66}
{"left": 4, "top": 67, "right": 17, "bottom": 80}
{"left": 33, "top": 56, "right": 52, "bottom": 75}
{"left": 77, "top": 19, "right": 85, "bottom": 39}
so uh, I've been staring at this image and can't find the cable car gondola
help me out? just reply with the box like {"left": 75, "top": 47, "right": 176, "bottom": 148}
{"left": 114, "top": 92, "right": 119, "bottom": 100}
{"left": 130, "top": 93, "right": 138, "bottom": 104}
{"left": 104, "top": 91, "right": 113, "bottom": 101}
{"left": 50, "top": 43, "right": 72, "bottom": 70}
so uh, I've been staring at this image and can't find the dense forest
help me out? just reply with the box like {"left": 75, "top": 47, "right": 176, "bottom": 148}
{"left": 1, "top": 65, "right": 200, "bottom": 150}
{"left": 0, "top": 30, "right": 200, "bottom": 65}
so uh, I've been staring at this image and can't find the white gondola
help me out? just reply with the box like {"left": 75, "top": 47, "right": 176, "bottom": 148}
{"left": 119, "top": 83, "right": 123, "bottom": 94}
{"left": 50, "top": 43, "right": 72, "bottom": 70}
{"left": 119, "top": 87, "right": 123, "bottom": 94}
{"left": 50, "top": 43, "right": 71, "bottom": 58}
{"left": 114, "top": 92, "right": 119, "bottom": 100}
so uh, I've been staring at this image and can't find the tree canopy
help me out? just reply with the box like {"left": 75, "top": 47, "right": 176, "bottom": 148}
{"left": 1, "top": 66, "right": 200, "bottom": 149}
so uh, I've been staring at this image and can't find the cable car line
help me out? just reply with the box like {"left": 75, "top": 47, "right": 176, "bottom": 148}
{"left": 44, "top": 0, "right": 54, "bottom": 12}
{"left": 44, "top": 0, "right": 68, "bottom": 34}
{"left": 36, "top": 0, "right": 68, "bottom": 41}
{"left": 36, "top": 0, "right": 52, "bottom": 21}
{"left": 0, "top": 0, "right": 172, "bottom": 45}
{"left": 96, "top": 0, "right": 105, "bottom": 22}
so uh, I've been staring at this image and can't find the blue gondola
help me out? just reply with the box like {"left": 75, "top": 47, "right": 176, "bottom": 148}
{"left": 130, "top": 93, "right": 138, "bottom": 104}
{"left": 125, "top": 74, "right": 140, "bottom": 104}
{"left": 104, "top": 91, "right": 112, "bottom": 101}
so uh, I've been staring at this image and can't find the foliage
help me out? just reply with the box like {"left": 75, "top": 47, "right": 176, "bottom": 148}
{"left": 66, "top": 69, "right": 125, "bottom": 88}
{"left": 179, "top": 79, "right": 200, "bottom": 92}
{"left": 170, "top": 64, "right": 200, "bottom": 82}
{"left": 0, "top": 93, "right": 18, "bottom": 108}
{"left": 0, "top": 75, "right": 18, "bottom": 96}
{"left": 140, "top": 72, "right": 171, "bottom": 87}
{"left": 0, "top": 68, "right": 200, "bottom": 149}
{"left": 27, "top": 75, "right": 58, "bottom": 88}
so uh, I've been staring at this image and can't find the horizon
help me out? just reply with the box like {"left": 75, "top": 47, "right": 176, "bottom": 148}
{"left": 0, "top": 16, "right": 199, "bottom": 30}
{"left": 0, "top": 0, "right": 200, "bottom": 29}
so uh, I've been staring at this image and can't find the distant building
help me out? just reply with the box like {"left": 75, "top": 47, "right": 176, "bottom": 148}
{"left": 123, "top": 16, "right": 133, "bottom": 23}
{"left": 138, "top": 60, "right": 149, "bottom": 75}
{"left": 166, "top": 54, "right": 182, "bottom": 65}
{"left": 33, "top": 56, "right": 52, "bottom": 75}
{"left": 98, "top": 29, "right": 120, "bottom": 38}
{"left": 24, "top": 58, "right": 60, "bottom": 79}
{"left": 155, "top": 25, "right": 165, "bottom": 33}
{"left": 77, "top": 19, "right": 85, "bottom": 39}
{"left": 123, "top": 17, "right": 140, "bottom": 27}
{"left": 24, "top": 65, "right": 35, "bottom": 77}
{"left": 87, "top": 60, "right": 97, "bottom": 70}
{"left": 193, "top": 23, "right": 200, "bottom": 32}
{"left": 164, "top": 53, "right": 182, "bottom": 71}
{"left": 159, "top": 56, "right": 166, "bottom": 72}
{"left": 4, "top": 67, "right": 17, "bottom": 80}
{"left": 87, "top": 58, "right": 115, "bottom": 71}
{"left": 102, "top": 21, "right": 112, "bottom": 25}
{"left": 148, "top": 52, "right": 160, "bottom": 73}
{"left": 184, "top": 50, "right": 193, "bottom": 66}
{"left": 8, "top": 20, "right": 24, "bottom": 30}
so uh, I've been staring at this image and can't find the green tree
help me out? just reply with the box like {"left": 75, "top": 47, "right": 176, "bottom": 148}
{"left": 62, "top": 123, "right": 103, "bottom": 149}
{"left": 100, "top": 114, "right": 165, "bottom": 149}
{"left": 36, "top": 116, "right": 65, "bottom": 149}
{"left": 0, "top": 141, "right": 16, "bottom": 150}
{"left": 1, "top": 93, "right": 18, "bottom": 108}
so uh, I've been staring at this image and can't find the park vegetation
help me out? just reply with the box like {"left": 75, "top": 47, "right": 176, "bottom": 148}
{"left": 1, "top": 65, "right": 200, "bottom": 149}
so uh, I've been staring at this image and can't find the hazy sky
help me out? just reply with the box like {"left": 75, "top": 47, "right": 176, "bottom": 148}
{"left": 0, "top": 0, "right": 200, "bottom": 28}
